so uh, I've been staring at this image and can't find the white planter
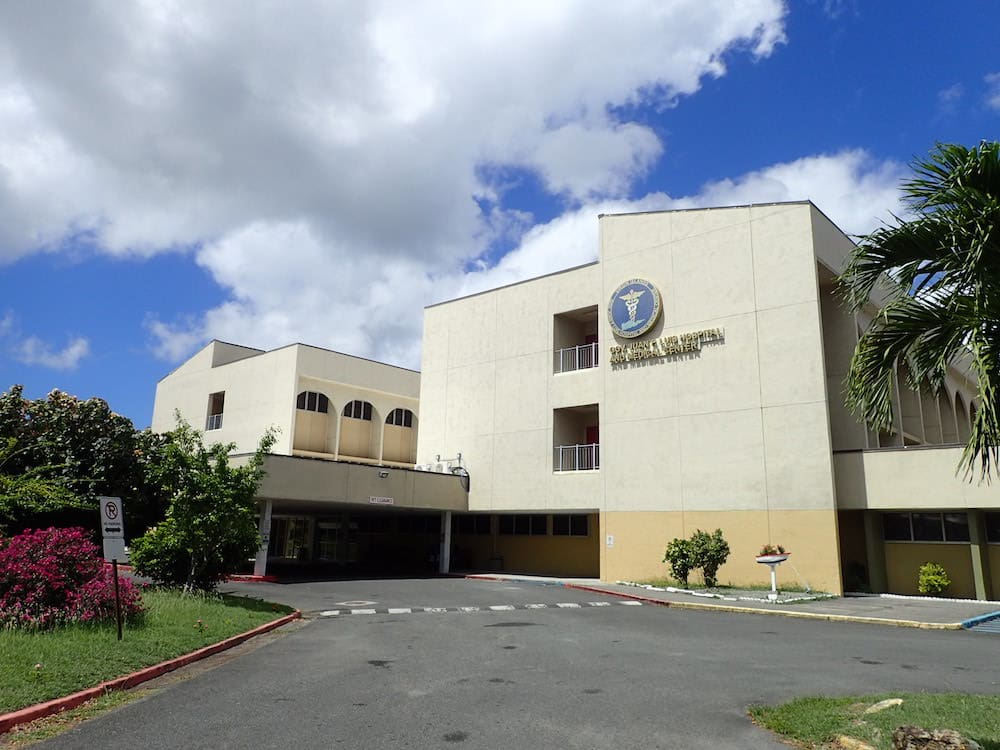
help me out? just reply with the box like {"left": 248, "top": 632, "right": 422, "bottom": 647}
{"left": 755, "top": 553, "right": 789, "bottom": 564}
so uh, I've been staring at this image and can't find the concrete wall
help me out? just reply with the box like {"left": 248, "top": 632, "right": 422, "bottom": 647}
{"left": 834, "top": 447, "right": 1000, "bottom": 510}
{"left": 253, "top": 455, "right": 467, "bottom": 512}
{"left": 152, "top": 341, "right": 299, "bottom": 454}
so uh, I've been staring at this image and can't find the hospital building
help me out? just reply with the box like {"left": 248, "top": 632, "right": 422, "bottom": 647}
{"left": 152, "top": 202, "right": 1000, "bottom": 599}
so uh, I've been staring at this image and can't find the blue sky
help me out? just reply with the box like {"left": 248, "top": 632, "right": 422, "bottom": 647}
{"left": 0, "top": 0, "right": 997, "bottom": 428}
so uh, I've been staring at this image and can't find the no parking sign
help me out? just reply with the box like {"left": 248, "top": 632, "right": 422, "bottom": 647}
{"left": 99, "top": 496, "right": 127, "bottom": 561}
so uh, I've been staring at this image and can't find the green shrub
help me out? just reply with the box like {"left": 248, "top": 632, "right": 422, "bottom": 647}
{"left": 662, "top": 538, "right": 694, "bottom": 586}
{"left": 917, "top": 561, "right": 950, "bottom": 596}
{"left": 690, "top": 528, "right": 730, "bottom": 588}
{"left": 663, "top": 528, "right": 731, "bottom": 588}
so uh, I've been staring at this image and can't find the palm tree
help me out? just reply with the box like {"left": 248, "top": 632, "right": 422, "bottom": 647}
{"left": 838, "top": 141, "right": 1000, "bottom": 480}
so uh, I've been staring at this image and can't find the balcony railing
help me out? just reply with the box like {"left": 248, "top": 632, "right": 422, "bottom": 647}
{"left": 206, "top": 413, "right": 223, "bottom": 431}
{"left": 554, "top": 443, "right": 600, "bottom": 472}
{"left": 554, "top": 342, "right": 599, "bottom": 374}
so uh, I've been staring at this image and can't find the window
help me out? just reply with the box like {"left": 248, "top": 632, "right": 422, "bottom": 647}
{"left": 453, "top": 514, "right": 490, "bottom": 535}
{"left": 882, "top": 512, "right": 969, "bottom": 542}
{"left": 344, "top": 400, "right": 373, "bottom": 420}
{"left": 398, "top": 514, "right": 441, "bottom": 534}
{"left": 985, "top": 512, "right": 1000, "bottom": 543}
{"left": 206, "top": 391, "right": 225, "bottom": 430}
{"left": 386, "top": 408, "right": 414, "bottom": 427}
{"left": 296, "top": 391, "right": 329, "bottom": 413}
{"left": 498, "top": 514, "right": 547, "bottom": 535}
{"left": 552, "top": 514, "right": 589, "bottom": 536}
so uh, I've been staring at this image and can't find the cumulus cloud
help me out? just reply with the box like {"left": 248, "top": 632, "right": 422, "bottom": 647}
{"left": 0, "top": 0, "right": 797, "bottom": 366}
{"left": 0, "top": 1, "right": 786, "bottom": 264}
{"left": 13, "top": 336, "right": 90, "bottom": 370}
{"left": 147, "top": 149, "right": 905, "bottom": 368}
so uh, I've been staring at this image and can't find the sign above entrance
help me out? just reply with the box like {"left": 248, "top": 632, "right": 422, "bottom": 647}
{"left": 369, "top": 496, "right": 394, "bottom": 505}
{"left": 608, "top": 279, "right": 661, "bottom": 339}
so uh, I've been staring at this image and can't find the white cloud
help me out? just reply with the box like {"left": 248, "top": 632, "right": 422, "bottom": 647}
{"left": 985, "top": 72, "right": 1000, "bottom": 111}
{"left": 936, "top": 83, "right": 963, "bottom": 117}
{"left": 0, "top": 1, "right": 787, "bottom": 265}
{"left": 148, "top": 149, "right": 905, "bottom": 368}
{"left": 14, "top": 336, "right": 90, "bottom": 370}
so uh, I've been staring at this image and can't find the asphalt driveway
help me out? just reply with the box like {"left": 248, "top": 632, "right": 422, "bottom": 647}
{"left": 33, "top": 578, "right": 1000, "bottom": 750}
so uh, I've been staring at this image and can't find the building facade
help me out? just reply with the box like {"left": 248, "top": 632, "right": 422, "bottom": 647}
{"left": 152, "top": 341, "right": 467, "bottom": 576}
{"left": 416, "top": 202, "right": 999, "bottom": 597}
{"left": 151, "top": 202, "right": 999, "bottom": 597}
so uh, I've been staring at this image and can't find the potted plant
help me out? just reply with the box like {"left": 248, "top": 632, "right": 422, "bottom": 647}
{"left": 755, "top": 543, "right": 789, "bottom": 564}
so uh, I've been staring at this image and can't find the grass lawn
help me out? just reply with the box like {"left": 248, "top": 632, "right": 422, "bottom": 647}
{"left": 0, "top": 589, "right": 293, "bottom": 715}
{"left": 749, "top": 693, "right": 1000, "bottom": 749}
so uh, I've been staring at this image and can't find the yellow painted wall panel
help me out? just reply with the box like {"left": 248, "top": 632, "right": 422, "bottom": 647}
{"left": 601, "top": 509, "right": 843, "bottom": 594}
{"left": 884, "top": 543, "right": 976, "bottom": 598}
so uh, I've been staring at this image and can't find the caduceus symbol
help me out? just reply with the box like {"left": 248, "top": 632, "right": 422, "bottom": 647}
{"left": 620, "top": 288, "right": 645, "bottom": 325}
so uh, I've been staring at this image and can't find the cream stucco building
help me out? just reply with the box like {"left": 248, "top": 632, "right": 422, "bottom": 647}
{"left": 416, "top": 202, "right": 999, "bottom": 597}
{"left": 152, "top": 202, "right": 999, "bottom": 598}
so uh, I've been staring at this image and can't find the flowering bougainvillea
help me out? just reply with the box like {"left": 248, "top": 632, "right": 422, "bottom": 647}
{"left": 0, "top": 527, "right": 144, "bottom": 630}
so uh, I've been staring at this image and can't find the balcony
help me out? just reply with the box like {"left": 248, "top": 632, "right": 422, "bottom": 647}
{"left": 554, "top": 342, "right": 599, "bottom": 373}
{"left": 553, "top": 306, "right": 598, "bottom": 374}
{"left": 554, "top": 443, "right": 600, "bottom": 472}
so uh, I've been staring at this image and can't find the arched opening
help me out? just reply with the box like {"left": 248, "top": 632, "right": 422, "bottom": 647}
{"left": 293, "top": 390, "right": 331, "bottom": 452}
{"left": 939, "top": 390, "right": 958, "bottom": 443}
{"left": 383, "top": 408, "right": 417, "bottom": 464}
{"left": 339, "top": 399, "right": 379, "bottom": 460}
{"left": 956, "top": 394, "right": 972, "bottom": 442}
{"left": 897, "top": 364, "right": 924, "bottom": 445}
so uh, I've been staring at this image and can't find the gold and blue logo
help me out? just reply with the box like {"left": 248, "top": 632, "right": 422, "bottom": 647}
{"left": 608, "top": 278, "right": 661, "bottom": 339}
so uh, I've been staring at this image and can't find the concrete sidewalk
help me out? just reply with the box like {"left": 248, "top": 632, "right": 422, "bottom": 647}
{"left": 465, "top": 573, "right": 1000, "bottom": 629}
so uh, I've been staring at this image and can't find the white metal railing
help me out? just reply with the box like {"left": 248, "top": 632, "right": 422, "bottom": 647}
{"left": 554, "top": 443, "right": 600, "bottom": 471}
{"left": 206, "top": 413, "right": 223, "bottom": 431}
{"left": 554, "top": 342, "right": 599, "bottom": 373}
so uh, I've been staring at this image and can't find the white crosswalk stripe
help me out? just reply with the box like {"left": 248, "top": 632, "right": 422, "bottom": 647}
{"left": 316, "top": 600, "right": 642, "bottom": 617}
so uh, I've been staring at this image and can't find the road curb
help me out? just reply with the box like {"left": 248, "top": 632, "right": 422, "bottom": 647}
{"left": 558, "top": 584, "right": 964, "bottom": 630}
{"left": 0, "top": 610, "right": 301, "bottom": 735}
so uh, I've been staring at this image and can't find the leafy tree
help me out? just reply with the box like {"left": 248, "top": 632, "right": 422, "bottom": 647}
{"left": 838, "top": 141, "right": 1000, "bottom": 480}
{"left": 0, "top": 386, "right": 170, "bottom": 537}
{"left": 130, "top": 419, "right": 276, "bottom": 592}
{"left": 0, "top": 439, "right": 88, "bottom": 533}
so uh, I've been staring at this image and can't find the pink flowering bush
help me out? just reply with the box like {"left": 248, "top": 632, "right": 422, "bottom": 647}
{"left": 0, "top": 527, "right": 144, "bottom": 630}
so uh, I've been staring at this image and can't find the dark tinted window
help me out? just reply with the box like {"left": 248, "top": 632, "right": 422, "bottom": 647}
{"left": 943, "top": 513, "right": 970, "bottom": 542}
{"left": 882, "top": 513, "right": 911, "bottom": 541}
{"left": 911, "top": 512, "right": 944, "bottom": 542}
{"left": 986, "top": 512, "right": 1000, "bottom": 543}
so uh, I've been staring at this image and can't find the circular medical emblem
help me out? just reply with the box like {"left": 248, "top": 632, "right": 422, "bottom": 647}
{"left": 608, "top": 278, "right": 662, "bottom": 338}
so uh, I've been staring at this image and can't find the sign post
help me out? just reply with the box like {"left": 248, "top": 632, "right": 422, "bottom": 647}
{"left": 99, "top": 496, "right": 127, "bottom": 562}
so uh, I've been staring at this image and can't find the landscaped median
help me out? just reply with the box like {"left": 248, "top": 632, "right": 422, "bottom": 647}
{"left": 749, "top": 693, "right": 1000, "bottom": 749}
{"left": 0, "top": 588, "right": 298, "bottom": 734}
